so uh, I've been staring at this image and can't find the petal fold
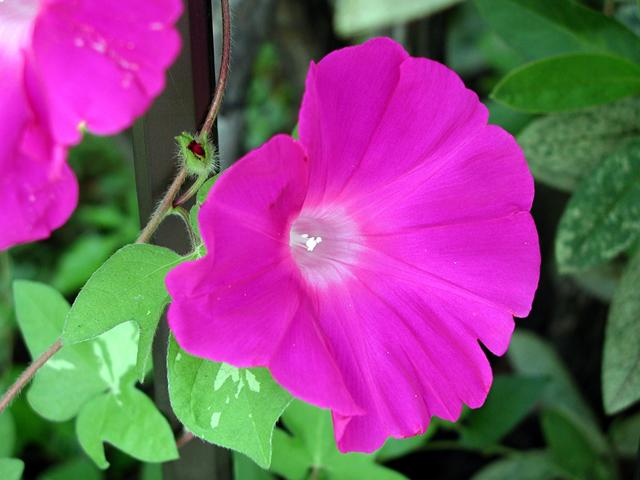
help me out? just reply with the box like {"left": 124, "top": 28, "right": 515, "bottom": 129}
{"left": 316, "top": 275, "right": 492, "bottom": 452}
{"left": 299, "top": 37, "right": 408, "bottom": 205}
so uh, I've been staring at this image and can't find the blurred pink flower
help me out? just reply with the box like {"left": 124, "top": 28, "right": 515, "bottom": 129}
{"left": 167, "top": 38, "right": 540, "bottom": 452}
{"left": 0, "top": 0, "right": 182, "bottom": 250}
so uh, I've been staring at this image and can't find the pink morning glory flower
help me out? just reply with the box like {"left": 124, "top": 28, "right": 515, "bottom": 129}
{"left": 166, "top": 38, "right": 540, "bottom": 453}
{"left": 0, "top": 0, "right": 182, "bottom": 250}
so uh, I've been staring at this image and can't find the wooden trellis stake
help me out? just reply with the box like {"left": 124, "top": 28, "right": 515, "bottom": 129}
{"left": 132, "top": 1, "right": 230, "bottom": 479}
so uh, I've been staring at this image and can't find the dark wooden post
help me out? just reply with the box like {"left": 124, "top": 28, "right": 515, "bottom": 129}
{"left": 132, "top": 1, "right": 230, "bottom": 479}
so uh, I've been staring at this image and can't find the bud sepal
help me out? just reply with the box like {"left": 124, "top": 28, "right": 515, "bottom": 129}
{"left": 175, "top": 132, "right": 218, "bottom": 177}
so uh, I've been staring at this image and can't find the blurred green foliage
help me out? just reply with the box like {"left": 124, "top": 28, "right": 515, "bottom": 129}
{"left": 245, "top": 43, "right": 297, "bottom": 151}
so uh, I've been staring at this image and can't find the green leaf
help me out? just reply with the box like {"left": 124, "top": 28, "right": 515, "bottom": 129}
{"left": 14, "top": 281, "right": 69, "bottom": 357}
{"left": 569, "top": 262, "right": 622, "bottom": 303}
{"left": 28, "top": 356, "right": 107, "bottom": 423}
{"left": 29, "top": 321, "right": 139, "bottom": 422}
{"left": 14, "top": 281, "right": 105, "bottom": 421}
{"left": 190, "top": 175, "right": 219, "bottom": 242}
{"left": 470, "top": 451, "right": 565, "bottom": 480}
{"left": 475, "top": 0, "right": 640, "bottom": 63}
{"left": 233, "top": 452, "right": 275, "bottom": 480}
{"left": 279, "top": 401, "right": 334, "bottom": 468}
{"left": 609, "top": 411, "right": 640, "bottom": 458}
{"left": 507, "top": 331, "right": 602, "bottom": 437}
{"left": 15, "top": 281, "right": 177, "bottom": 468}
{"left": 334, "top": 0, "right": 463, "bottom": 36}
{"left": 0, "top": 412, "right": 15, "bottom": 457}
{"left": 272, "top": 400, "right": 408, "bottom": 480}
{"left": 460, "top": 375, "right": 547, "bottom": 449}
{"left": 374, "top": 428, "right": 435, "bottom": 462}
{"left": 555, "top": 139, "right": 640, "bottom": 272}
{"left": 518, "top": 97, "right": 640, "bottom": 191}
{"left": 487, "top": 101, "right": 532, "bottom": 136}
{"left": 602, "top": 251, "right": 640, "bottom": 413}
{"left": 197, "top": 175, "right": 218, "bottom": 205}
{"left": 609, "top": 412, "right": 640, "bottom": 458}
{"left": 492, "top": 54, "right": 640, "bottom": 113}
{"left": 63, "top": 244, "right": 182, "bottom": 379}
{"left": 167, "top": 337, "right": 291, "bottom": 468}
{"left": 189, "top": 210, "right": 200, "bottom": 242}
{"left": 141, "top": 463, "right": 162, "bottom": 480}
{"left": 447, "top": 2, "right": 524, "bottom": 79}
{"left": 327, "top": 455, "right": 409, "bottom": 480}
{"left": 38, "top": 458, "right": 102, "bottom": 480}
{"left": 0, "top": 458, "right": 24, "bottom": 480}
{"left": 270, "top": 429, "right": 309, "bottom": 480}
{"left": 76, "top": 385, "right": 178, "bottom": 469}
{"left": 542, "top": 408, "right": 616, "bottom": 480}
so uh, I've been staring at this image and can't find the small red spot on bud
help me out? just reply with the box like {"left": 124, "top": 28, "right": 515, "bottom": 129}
{"left": 188, "top": 140, "right": 206, "bottom": 158}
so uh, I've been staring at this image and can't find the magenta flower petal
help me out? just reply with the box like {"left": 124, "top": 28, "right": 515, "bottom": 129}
{"left": 0, "top": 0, "right": 181, "bottom": 249}
{"left": 166, "top": 135, "right": 360, "bottom": 416}
{"left": 0, "top": 9, "right": 77, "bottom": 250}
{"left": 299, "top": 37, "right": 409, "bottom": 205}
{"left": 30, "top": 0, "right": 182, "bottom": 144}
{"left": 0, "top": 122, "right": 78, "bottom": 251}
{"left": 324, "top": 271, "right": 494, "bottom": 452}
{"left": 168, "top": 38, "right": 540, "bottom": 452}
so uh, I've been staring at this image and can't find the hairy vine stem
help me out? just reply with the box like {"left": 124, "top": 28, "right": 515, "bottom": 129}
{"left": 199, "top": 0, "right": 231, "bottom": 139}
{"left": 173, "top": 172, "right": 208, "bottom": 208}
{"left": 136, "top": 167, "right": 190, "bottom": 244}
{"left": 176, "top": 431, "right": 195, "bottom": 449}
{"left": 0, "top": 0, "right": 232, "bottom": 426}
{"left": 0, "top": 340, "right": 62, "bottom": 414}
{"left": 170, "top": 206, "right": 199, "bottom": 249}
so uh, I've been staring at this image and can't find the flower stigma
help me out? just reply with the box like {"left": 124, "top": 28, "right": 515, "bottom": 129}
{"left": 302, "top": 234, "right": 323, "bottom": 252}
{"left": 288, "top": 208, "right": 363, "bottom": 287}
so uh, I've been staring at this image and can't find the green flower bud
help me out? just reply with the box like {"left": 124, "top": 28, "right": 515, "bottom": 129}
{"left": 175, "top": 132, "right": 218, "bottom": 177}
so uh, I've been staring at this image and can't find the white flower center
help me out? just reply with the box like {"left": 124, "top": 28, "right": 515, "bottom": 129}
{"left": 0, "top": 0, "right": 40, "bottom": 52}
{"left": 289, "top": 207, "right": 362, "bottom": 288}
{"left": 298, "top": 234, "right": 323, "bottom": 252}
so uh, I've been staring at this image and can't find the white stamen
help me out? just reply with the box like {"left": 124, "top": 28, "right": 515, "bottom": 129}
{"left": 300, "top": 234, "right": 323, "bottom": 252}
{"left": 289, "top": 208, "right": 362, "bottom": 287}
